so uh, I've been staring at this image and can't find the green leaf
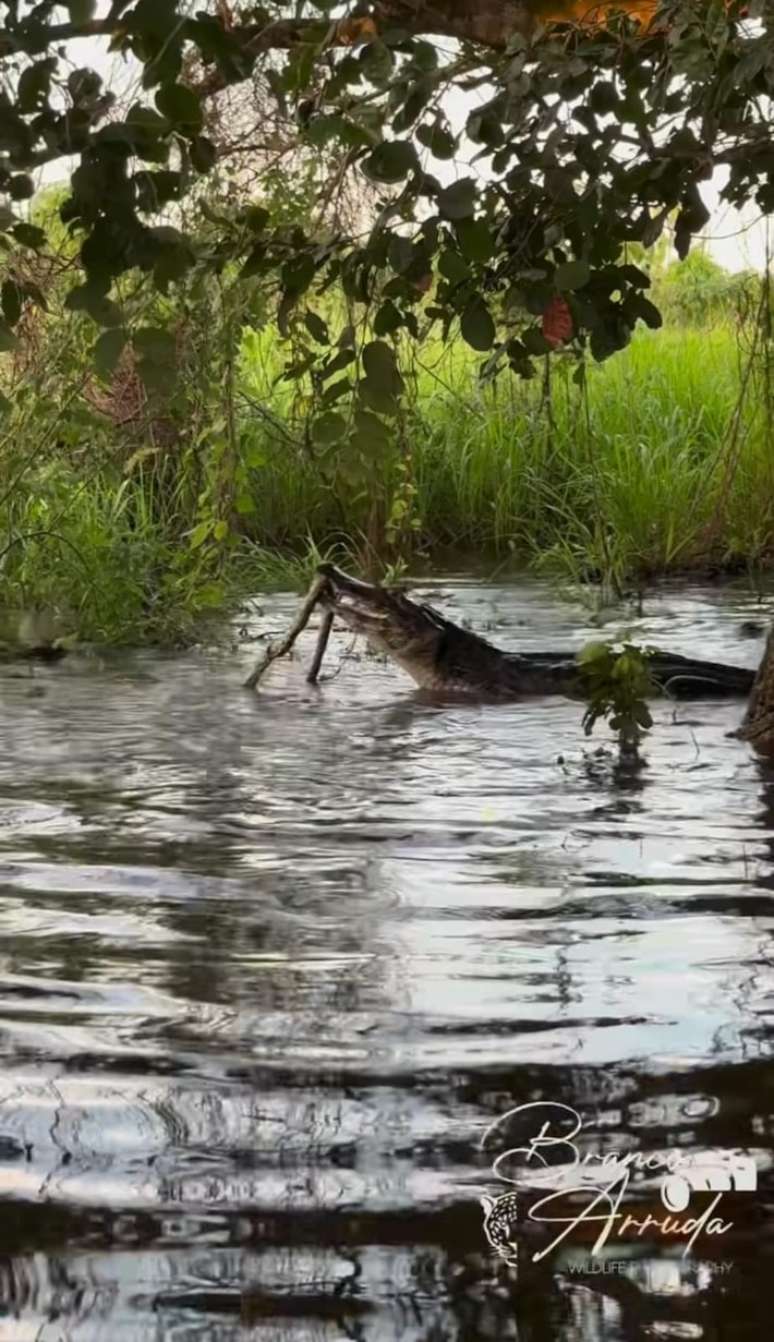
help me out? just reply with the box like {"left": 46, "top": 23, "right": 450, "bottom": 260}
{"left": 438, "top": 249, "right": 470, "bottom": 284}
{"left": 304, "top": 310, "right": 329, "bottom": 345}
{"left": 18, "top": 59, "right": 56, "bottom": 113}
{"left": 392, "top": 82, "right": 432, "bottom": 134}
{"left": 362, "top": 339, "right": 403, "bottom": 394}
{"left": 65, "top": 279, "right": 122, "bottom": 327}
{"left": 630, "top": 294, "right": 663, "bottom": 330}
{"left": 460, "top": 296, "right": 495, "bottom": 351}
{"left": 94, "top": 328, "right": 127, "bottom": 379}
{"left": 359, "top": 40, "right": 394, "bottom": 85}
{"left": 22, "top": 282, "right": 47, "bottom": 312}
{"left": 1, "top": 281, "right": 21, "bottom": 327}
{"left": 416, "top": 121, "right": 457, "bottom": 160}
{"left": 388, "top": 234, "right": 414, "bottom": 273}
{"left": 93, "top": 297, "right": 123, "bottom": 328}
{"left": 68, "top": 67, "right": 102, "bottom": 104}
{"left": 190, "top": 135, "right": 217, "bottom": 173}
{"left": 135, "top": 169, "right": 183, "bottom": 211}
{"left": 312, "top": 411, "right": 347, "bottom": 445}
{"left": 359, "top": 379, "right": 399, "bottom": 416}
{"left": 134, "top": 326, "right": 176, "bottom": 360}
{"left": 197, "top": 581, "right": 226, "bottom": 606}
{"left": 555, "top": 260, "right": 590, "bottom": 291}
{"left": 322, "top": 348, "right": 355, "bottom": 380}
{"left": 11, "top": 223, "right": 46, "bottom": 249}
{"left": 306, "top": 114, "right": 347, "bottom": 147}
{"left": 244, "top": 444, "right": 266, "bottom": 468}
{"left": 97, "top": 106, "right": 170, "bottom": 157}
{"left": 8, "top": 175, "right": 34, "bottom": 201}
{"left": 138, "top": 357, "right": 175, "bottom": 392}
{"left": 281, "top": 254, "right": 315, "bottom": 295}
{"left": 240, "top": 244, "right": 267, "bottom": 279}
{"left": 284, "top": 40, "right": 320, "bottom": 95}
{"left": 243, "top": 205, "right": 269, "bottom": 232}
{"left": 523, "top": 327, "right": 553, "bottom": 355}
{"left": 155, "top": 83, "right": 203, "bottom": 132}
{"left": 437, "top": 178, "right": 477, "bottom": 220}
{"left": 619, "top": 263, "right": 651, "bottom": 290}
{"left": 590, "top": 316, "right": 630, "bottom": 363}
{"left": 321, "top": 376, "right": 352, "bottom": 407}
{"left": 590, "top": 80, "right": 618, "bottom": 114}
{"left": 189, "top": 520, "right": 213, "bottom": 550}
{"left": 362, "top": 140, "right": 418, "bottom": 184}
{"left": 213, "top": 519, "right": 229, "bottom": 542}
{"left": 374, "top": 300, "right": 402, "bottom": 336}
{"left": 467, "top": 107, "right": 504, "bottom": 148}
{"left": 353, "top": 409, "right": 391, "bottom": 449}
{"left": 456, "top": 218, "right": 494, "bottom": 263}
{"left": 577, "top": 641, "right": 611, "bottom": 666}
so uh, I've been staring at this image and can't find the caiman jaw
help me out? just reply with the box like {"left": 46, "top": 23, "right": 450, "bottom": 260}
{"left": 315, "top": 563, "right": 444, "bottom": 685}
{"left": 316, "top": 564, "right": 392, "bottom": 635}
{"left": 330, "top": 598, "right": 392, "bottom": 634}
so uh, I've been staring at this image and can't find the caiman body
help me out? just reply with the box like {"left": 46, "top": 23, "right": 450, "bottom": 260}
{"left": 317, "top": 564, "right": 755, "bottom": 700}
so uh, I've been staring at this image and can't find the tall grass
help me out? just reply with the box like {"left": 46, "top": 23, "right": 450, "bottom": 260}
{"left": 238, "top": 323, "right": 774, "bottom": 586}
{"left": 0, "top": 462, "right": 311, "bottom": 645}
{"left": 3, "top": 316, "right": 771, "bottom": 647}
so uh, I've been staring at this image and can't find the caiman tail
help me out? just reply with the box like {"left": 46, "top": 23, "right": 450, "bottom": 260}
{"left": 317, "top": 564, "right": 755, "bottom": 700}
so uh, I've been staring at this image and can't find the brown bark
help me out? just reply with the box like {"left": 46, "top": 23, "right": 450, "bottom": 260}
{"left": 371, "top": 1, "right": 657, "bottom": 50}
{"left": 371, "top": 0, "right": 535, "bottom": 49}
{"left": 189, "top": 1, "right": 661, "bottom": 98}
{"left": 739, "top": 630, "right": 774, "bottom": 752}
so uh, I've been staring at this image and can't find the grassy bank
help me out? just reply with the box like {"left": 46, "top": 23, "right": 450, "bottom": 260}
{"left": 2, "top": 316, "right": 772, "bottom": 646}
{"left": 240, "top": 323, "right": 773, "bottom": 586}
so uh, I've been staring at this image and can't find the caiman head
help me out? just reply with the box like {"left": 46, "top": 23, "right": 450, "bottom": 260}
{"left": 316, "top": 563, "right": 452, "bottom": 690}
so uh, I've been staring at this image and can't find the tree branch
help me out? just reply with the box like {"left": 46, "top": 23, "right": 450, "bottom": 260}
{"left": 0, "top": 19, "right": 112, "bottom": 58}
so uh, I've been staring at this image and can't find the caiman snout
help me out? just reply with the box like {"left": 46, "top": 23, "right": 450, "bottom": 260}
{"left": 316, "top": 563, "right": 395, "bottom": 633}
{"left": 316, "top": 563, "right": 449, "bottom": 685}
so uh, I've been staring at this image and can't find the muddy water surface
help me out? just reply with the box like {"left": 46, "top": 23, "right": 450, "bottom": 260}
{"left": 1, "top": 577, "right": 773, "bottom": 1340}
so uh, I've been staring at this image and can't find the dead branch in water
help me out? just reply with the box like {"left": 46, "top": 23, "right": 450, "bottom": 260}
{"left": 306, "top": 609, "right": 334, "bottom": 684}
{"left": 243, "top": 573, "right": 328, "bottom": 690}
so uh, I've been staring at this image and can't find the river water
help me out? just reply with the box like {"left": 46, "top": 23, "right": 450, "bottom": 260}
{"left": 0, "top": 576, "right": 773, "bottom": 1340}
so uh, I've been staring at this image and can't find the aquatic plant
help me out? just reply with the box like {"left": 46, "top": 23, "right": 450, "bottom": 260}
{"left": 578, "top": 640, "right": 656, "bottom": 750}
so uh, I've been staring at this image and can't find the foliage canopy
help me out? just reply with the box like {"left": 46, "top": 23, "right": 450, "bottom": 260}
{"left": 0, "top": 0, "right": 771, "bottom": 436}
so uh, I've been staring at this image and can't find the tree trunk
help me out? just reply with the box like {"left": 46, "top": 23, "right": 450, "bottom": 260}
{"left": 739, "top": 628, "right": 774, "bottom": 750}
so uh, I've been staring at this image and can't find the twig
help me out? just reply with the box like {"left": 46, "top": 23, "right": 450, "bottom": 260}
{"left": 306, "top": 609, "right": 334, "bottom": 684}
{"left": 243, "top": 573, "right": 327, "bottom": 689}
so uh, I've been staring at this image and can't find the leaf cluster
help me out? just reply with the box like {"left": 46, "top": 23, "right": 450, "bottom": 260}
{"left": 0, "top": 1, "right": 769, "bottom": 434}
{"left": 578, "top": 639, "right": 656, "bottom": 747}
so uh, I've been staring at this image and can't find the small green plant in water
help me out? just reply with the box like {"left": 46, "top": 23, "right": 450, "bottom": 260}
{"left": 578, "top": 641, "right": 656, "bottom": 750}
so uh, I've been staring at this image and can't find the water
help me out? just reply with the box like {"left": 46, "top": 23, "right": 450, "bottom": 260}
{"left": 0, "top": 576, "right": 773, "bottom": 1340}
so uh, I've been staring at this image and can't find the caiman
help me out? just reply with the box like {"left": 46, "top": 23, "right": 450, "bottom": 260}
{"left": 316, "top": 564, "right": 756, "bottom": 701}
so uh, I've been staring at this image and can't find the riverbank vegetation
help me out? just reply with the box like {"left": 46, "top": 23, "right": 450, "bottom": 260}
{"left": 1, "top": 3, "right": 773, "bottom": 647}
{"left": 2, "top": 224, "right": 771, "bottom": 644}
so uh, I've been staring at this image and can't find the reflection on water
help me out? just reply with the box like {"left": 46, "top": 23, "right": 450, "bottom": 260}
{"left": 0, "top": 576, "right": 773, "bottom": 1339}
